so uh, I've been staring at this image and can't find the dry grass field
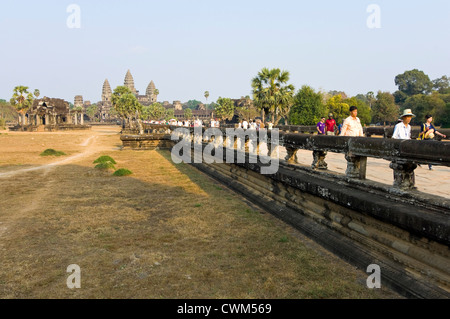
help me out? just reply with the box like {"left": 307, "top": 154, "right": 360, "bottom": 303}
{"left": 0, "top": 126, "right": 402, "bottom": 299}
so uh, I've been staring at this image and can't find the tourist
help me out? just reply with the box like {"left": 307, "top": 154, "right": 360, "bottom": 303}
{"left": 340, "top": 106, "right": 364, "bottom": 137}
{"left": 392, "top": 109, "right": 415, "bottom": 140}
{"left": 242, "top": 119, "right": 249, "bottom": 130}
{"left": 259, "top": 120, "right": 265, "bottom": 130}
{"left": 337, "top": 120, "right": 343, "bottom": 135}
{"left": 418, "top": 114, "right": 447, "bottom": 170}
{"left": 325, "top": 113, "right": 337, "bottom": 135}
{"left": 317, "top": 117, "right": 326, "bottom": 135}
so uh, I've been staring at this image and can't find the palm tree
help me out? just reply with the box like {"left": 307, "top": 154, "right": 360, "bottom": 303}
{"left": 366, "top": 91, "right": 375, "bottom": 108}
{"left": 10, "top": 86, "right": 34, "bottom": 129}
{"left": 251, "top": 68, "right": 295, "bottom": 125}
{"left": 154, "top": 89, "right": 159, "bottom": 102}
{"left": 204, "top": 91, "right": 210, "bottom": 107}
{"left": 34, "top": 89, "right": 40, "bottom": 99}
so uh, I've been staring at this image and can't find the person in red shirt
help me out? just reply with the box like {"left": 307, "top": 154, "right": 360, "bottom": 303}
{"left": 325, "top": 113, "right": 337, "bottom": 135}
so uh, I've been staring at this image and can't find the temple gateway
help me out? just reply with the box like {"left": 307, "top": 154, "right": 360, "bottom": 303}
{"left": 10, "top": 97, "right": 90, "bottom": 131}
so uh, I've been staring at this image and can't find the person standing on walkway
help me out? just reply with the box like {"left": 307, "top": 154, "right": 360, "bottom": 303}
{"left": 392, "top": 109, "right": 415, "bottom": 140}
{"left": 325, "top": 113, "right": 337, "bottom": 135}
{"left": 316, "top": 117, "right": 326, "bottom": 135}
{"left": 340, "top": 106, "right": 364, "bottom": 137}
{"left": 242, "top": 119, "right": 249, "bottom": 130}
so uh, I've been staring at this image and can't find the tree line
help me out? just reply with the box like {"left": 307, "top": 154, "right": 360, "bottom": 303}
{"left": 4, "top": 68, "right": 449, "bottom": 129}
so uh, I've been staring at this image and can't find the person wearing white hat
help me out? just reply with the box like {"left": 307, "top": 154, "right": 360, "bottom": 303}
{"left": 392, "top": 109, "right": 415, "bottom": 140}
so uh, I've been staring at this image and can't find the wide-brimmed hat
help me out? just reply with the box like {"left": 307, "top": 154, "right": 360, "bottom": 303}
{"left": 400, "top": 109, "right": 415, "bottom": 118}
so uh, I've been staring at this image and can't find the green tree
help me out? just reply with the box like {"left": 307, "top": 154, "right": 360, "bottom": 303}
{"left": 235, "top": 96, "right": 259, "bottom": 121}
{"left": 143, "top": 102, "right": 166, "bottom": 121}
{"left": 215, "top": 97, "right": 235, "bottom": 121}
{"left": 164, "top": 108, "right": 175, "bottom": 121}
{"left": 184, "top": 108, "right": 193, "bottom": 120}
{"left": 111, "top": 86, "right": 143, "bottom": 133}
{"left": 34, "top": 89, "right": 40, "bottom": 99}
{"left": 440, "top": 103, "right": 450, "bottom": 128}
{"left": 204, "top": 91, "right": 210, "bottom": 106}
{"left": 0, "top": 101, "right": 17, "bottom": 122}
{"left": 251, "top": 68, "right": 295, "bottom": 124}
{"left": 208, "top": 102, "right": 218, "bottom": 110}
{"left": 402, "top": 92, "right": 446, "bottom": 125}
{"left": 289, "top": 85, "right": 326, "bottom": 125}
{"left": 355, "top": 94, "right": 368, "bottom": 104}
{"left": 184, "top": 100, "right": 202, "bottom": 110}
{"left": 371, "top": 91, "right": 399, "bottom": 125}
{"left": 366, "top": 91, "right": 375, "bottom": 108}
{"left": 10, "top": 86, "right": 34, "bottom": 128}
{"left": 86, "top": 104, "right": 99, "bottom": 121}
{"left": 433, "top": 76, "right": 450, "bottom": 94}
{"left": 393, "top": 90, "right": 408, "bottom": 105}
{"left": 395, "top": 69, "right": 433, "bottom": 96}
{"left": 153, "top": 89, "right": 159, "bottom": 101}
{"left": 326, "top": 95, "right": 350, "bottom": 125}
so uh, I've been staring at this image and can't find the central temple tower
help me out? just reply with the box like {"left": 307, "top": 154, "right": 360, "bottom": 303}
{"left": 124, "top": 70, "right": 137, "bottom": 94}
{"left": 102, "top": 79, "right": 112, "bottom": 103}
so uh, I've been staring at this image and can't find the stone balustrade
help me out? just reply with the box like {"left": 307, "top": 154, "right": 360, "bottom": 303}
{"left": 126, "top": 125, "right": 450, "bottom": 191}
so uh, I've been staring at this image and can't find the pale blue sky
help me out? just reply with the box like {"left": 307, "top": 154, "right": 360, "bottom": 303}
{"left": 0, "top": 0, "right": 449, "bottom": 104}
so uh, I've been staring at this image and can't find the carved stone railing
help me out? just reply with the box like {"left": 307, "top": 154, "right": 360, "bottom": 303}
{"left": 278, "top": 133, "right": 450, "bottom": 190}
{"left": 134, "top": 125, "right": 450, "bottom": 191}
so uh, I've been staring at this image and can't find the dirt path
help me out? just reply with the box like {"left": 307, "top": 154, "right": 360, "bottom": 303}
{"left": 0, "top": 133, "right": 106, "bottom": 179}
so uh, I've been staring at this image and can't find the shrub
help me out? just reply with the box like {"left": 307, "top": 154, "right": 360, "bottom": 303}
{"left": 40, "top": 149, "right": 66, "bottom": 157}
{"left": 0, "top": 118, "right": 5, "bottom": 129}
{"left": 113, "top": 168, "right": 133, "bottom": 176}
{"left": 95, "top": 162, "right": 116, "bottom": 170}
{"left": 93, "top": 155, "right": 117, "bottom": 165}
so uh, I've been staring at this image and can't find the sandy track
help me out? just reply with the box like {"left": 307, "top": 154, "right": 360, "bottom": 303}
{"left": 0, "top": 135, "right": 99, "bottom": 179}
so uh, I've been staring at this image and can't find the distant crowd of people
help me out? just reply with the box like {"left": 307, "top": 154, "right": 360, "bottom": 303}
{"left": 152, "top": 107, "right": 446, "bottom": 147}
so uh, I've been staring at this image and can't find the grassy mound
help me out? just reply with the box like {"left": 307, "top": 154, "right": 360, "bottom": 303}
{"left": 93, "top": 156, "right": 117, "bottom": 165}
{"left": 113, "top": 168, "right": 133, "bottom": 176}
{"left": 95, "top": 162, "right": 116, "bottom": 170}
{"left": 40, "top": 149, "right": 66, "bottom": 157}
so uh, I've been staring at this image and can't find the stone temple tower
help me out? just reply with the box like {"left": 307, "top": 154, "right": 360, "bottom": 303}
{"left": 124, "top": 70, "right": 137, "bottom": 95}
{"left": 74, "top": 95, "right": 83, "bottom": 108}
{"left": 146, "top": 80, "right": 157, "bottom": 103}
{"left": 102, "top": 79, "right": 112, "bottom": 103}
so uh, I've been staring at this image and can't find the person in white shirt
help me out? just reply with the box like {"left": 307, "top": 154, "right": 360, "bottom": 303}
{"left": 392, "top": 109, "right": 415, "bottom": 139}
{"left": 242, "top": 119, "right": 249, "bottom": 130}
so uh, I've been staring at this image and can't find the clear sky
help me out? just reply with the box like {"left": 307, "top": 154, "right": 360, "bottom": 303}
{"left": 0, "top": 0, "right": 449, "bottom": 104}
